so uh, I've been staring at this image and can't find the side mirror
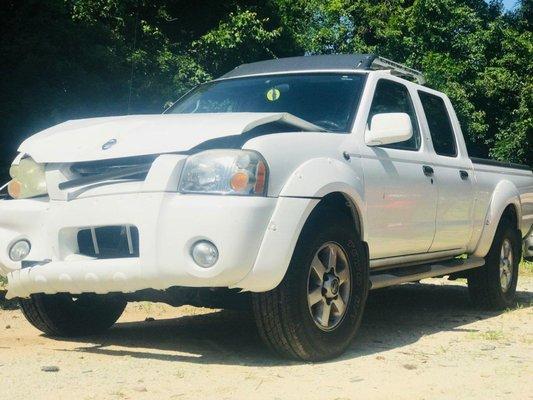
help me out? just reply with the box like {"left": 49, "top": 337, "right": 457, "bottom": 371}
{"left": 365, "top": 112, "right": 413, "bottom": 146}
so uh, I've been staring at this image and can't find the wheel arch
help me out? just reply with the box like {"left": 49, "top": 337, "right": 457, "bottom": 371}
{"left": 234, "top": 157, "right": 368, "bottom": 292}
{"left": 309, "top": 191, "right": 364, "bottom": 239}
{"left": 279, "top": 157, "right": 367, "bottom": 239}
{"left": 234, "top": 190, "right": 366, "bottom": 293}
{"left": 472, "top": 180, "right": 521, "bottom": 258}
{"left": 501, "top": 203, "right": 519, "bottom": 230}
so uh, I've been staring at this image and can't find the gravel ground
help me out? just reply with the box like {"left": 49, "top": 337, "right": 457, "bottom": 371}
{"left": 0, "top": 277, "right": 531, "bottom": 400}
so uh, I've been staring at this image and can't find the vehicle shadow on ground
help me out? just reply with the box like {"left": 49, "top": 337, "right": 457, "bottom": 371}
{"left": 53, "top": 282, "right": 532, "bottom": 366}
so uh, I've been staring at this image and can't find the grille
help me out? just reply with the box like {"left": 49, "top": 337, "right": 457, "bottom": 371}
{"left": 77, "top": 226, "right": 139, "bottom": 259}
{"left": 70, "top": 155, "right": 156, "bottom": 178}
{"left": 60, "top": 156, "right": 156, "bottom": 191}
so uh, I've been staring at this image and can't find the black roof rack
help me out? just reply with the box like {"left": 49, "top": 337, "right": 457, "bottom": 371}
{"left": 220, "top": 54, "right": 425, "bottom": 84}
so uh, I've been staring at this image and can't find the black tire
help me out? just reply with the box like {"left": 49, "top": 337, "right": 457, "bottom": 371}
{"left": 468, "top": 218, "right": 521, "bottom": 310}
{"left": 19, "top": 293, "right": 127, "bottom": 337}
{"left": 252, "top": 208, "right": 369, "bottom": 361}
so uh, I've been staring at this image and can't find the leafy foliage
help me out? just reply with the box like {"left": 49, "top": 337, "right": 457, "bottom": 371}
{"left": 193, "top": 10, "right": 282, "bottom": 77}
{"left": 0, "top": 0, "right": 531, "bottom": 172}
{"left": 275, "top": 0, "right": 531, "bottom": 163}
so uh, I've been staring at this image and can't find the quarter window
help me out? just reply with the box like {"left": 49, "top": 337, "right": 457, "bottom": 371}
{"left": 418, "top": 91, "right": 457, "bottom": 157}
{"left": 367, "top": 79, "right": 421, "bottom": 151}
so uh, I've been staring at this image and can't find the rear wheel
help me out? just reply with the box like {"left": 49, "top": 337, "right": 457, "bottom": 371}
{"left": 468, "top": 218, "right": 521, "bottom": 310}
{"left": 252, "top": 209, "right": 369, "bottom": 361}
{"left": 19, "top": 293, "right": 126, "bottom": 337}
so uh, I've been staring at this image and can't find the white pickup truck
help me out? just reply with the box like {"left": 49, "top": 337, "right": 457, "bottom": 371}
{"left": 1, "top": 54, "right": 532, "bottom": 360}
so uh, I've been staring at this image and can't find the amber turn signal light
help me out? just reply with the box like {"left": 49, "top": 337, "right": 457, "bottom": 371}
{"left": 230, "top": 171, "right": 250, "bottom": 192}
{"left": 254, "top": 161, "right": 267, "bottom": 194}
{"left": 7, "top": 180, "right": 21, "bottom": 199}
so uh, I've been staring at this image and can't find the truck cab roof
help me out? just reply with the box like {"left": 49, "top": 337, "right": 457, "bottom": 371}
{"left": 220, "top": 54, "right": 426, "bottom": 85}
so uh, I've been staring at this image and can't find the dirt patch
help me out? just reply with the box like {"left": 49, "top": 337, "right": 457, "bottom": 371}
{"left": 0, "top": 278, "right": 531, "bottom": 400}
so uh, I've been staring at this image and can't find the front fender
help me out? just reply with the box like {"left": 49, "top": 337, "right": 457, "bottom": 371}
{"left": 233, "top": 157, "right": 365, "bottom": 292}
{"left": 232, "top": 196, "right": 319, "bottom": 292}
{"left": 473, "top": 180, "right": 521, "bottom": 258}
{"left": 280, "top": 157, "right": 366, "bottom": 238}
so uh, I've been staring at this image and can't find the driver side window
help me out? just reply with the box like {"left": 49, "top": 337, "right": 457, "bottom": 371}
{"left": 367, "top": 79, "right": 421, "bottom": 151}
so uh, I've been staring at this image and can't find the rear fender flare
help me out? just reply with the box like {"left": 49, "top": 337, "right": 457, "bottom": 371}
{"left": 473, "top": 180, "right": 521, "bottom": 258}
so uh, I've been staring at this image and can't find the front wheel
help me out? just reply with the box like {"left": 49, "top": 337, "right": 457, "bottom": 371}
{"left": 20, "top": 293, "right": 127, "bottom": 337}
{"left": 468, "top": 218, "right": 521, "bottom": 310}
{"left": 252, "top": 209, "right": 369, "bottom": 361}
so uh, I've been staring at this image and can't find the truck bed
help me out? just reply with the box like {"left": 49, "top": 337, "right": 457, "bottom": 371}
{"left": 470, "top": 157, "right": 531, "bottom": 172}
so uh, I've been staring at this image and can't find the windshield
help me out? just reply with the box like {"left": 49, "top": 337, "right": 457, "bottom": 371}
{"left": 168, "top": 73, "right": 366, "bottom": 132}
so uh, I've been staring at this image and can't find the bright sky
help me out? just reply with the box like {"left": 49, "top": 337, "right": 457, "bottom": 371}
{"left": 499, "top": 0, "right": 518, "bottom": 10}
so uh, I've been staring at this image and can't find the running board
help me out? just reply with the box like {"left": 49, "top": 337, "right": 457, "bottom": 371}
{"left": 369, "top": 257, "right": 485, "bottom": 290}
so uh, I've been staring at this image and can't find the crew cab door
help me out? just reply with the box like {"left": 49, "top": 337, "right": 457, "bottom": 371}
{"left": 417, "top": 90, "right": 475, "bottom": 252}
{"left": 359, "top": 78, "right": 438, "bottom": 259}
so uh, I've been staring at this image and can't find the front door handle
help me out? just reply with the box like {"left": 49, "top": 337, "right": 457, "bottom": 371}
{"left": 423, "top": 165, "right": 434, "bottom": 177}
{"left": 460, "top": 170, "right": 469, "bottom": 180}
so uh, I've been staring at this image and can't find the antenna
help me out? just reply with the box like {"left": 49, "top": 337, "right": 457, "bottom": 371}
{"left": 370, "top": 56, "right": 426, "bottom": 85}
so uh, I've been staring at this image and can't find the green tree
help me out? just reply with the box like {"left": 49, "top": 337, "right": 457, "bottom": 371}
{"left": 193, "top": 10, "right": 282, "bottom": 77}
{"left": 272, "top": 0, "right": 532, "bottom": 164}
{"left": 0, "top": 0, "right": 291, "bottom": 173}
{"left": 0, "top": 0, "right": 530, "bottom": 171}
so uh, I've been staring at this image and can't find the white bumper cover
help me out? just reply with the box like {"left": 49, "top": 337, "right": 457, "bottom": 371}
{"left": 1, "top": 191, "right": 317, "bottom": 298}
{"left": 0, "top": 189, "right": 318, "bottom": 299}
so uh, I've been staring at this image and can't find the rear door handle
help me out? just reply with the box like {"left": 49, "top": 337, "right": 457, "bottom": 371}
{"left": 423, "top": 165, "right": 434, "bottom": 177}
{"left": 460, "top": 170, "right": 469, "bottom": 180}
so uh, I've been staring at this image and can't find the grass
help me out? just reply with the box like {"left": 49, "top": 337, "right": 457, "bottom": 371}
{"left": 520, "top": 259, "right": 533, "bottom": 276}
{"left": 480, "top": 330, "right": 505, "bottom": 341}
{"left": 0, "top": 276, "right": 18, "bottom": 310}
{"left": 468, "top": 329, "right": 506, "bottom": 342}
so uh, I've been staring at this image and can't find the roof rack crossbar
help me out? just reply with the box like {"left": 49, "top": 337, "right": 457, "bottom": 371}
{"left": 219, "top": 54, "right": 427, "bottom": 84}
{"left": 370, "top": 56, "right": 426, "bottom": 85}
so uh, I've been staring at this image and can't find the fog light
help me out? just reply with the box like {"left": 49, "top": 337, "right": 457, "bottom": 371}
{"left": 191, "top": 240, "right": 218, "bottom": 268}
{"left": 9, "top": 240, "right": 31, "bottom": 262}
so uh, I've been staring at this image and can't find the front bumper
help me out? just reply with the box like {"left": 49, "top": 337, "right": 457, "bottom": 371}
{"left": 0, "top": 192, "right": 277, "bottom": 299}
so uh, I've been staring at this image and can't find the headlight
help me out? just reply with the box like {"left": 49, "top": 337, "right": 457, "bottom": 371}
{"left": 7, "top": 157, "right": 48, "bottom": 199}
{"left": 179, "top": 150, "right": 268, "bottom": 196}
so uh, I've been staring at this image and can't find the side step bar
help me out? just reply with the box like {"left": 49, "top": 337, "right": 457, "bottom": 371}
{"left": 369, "top": 257, "right": 485, "bottom": 290}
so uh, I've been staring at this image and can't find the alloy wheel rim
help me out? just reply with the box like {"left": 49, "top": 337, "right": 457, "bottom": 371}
{"left": 307, "top": 242, "right": 351, "bottom": 331}
{"left": 499, "top": 238, "right": 514, "bottom": 293}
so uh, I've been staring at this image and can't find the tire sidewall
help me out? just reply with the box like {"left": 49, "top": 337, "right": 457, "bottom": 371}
{"left": 487, "top": 225, "right": 521, "bottom": 305}
{"left": 21, "top": 293, "right": 126, "bottom": 337}
{"left": 285, "top": 214, "right": 368, "bottom": 360}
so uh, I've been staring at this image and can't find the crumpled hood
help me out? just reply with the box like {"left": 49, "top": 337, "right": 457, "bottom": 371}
{"left": 18, "top": 112, "right": 322, "bottom": 163}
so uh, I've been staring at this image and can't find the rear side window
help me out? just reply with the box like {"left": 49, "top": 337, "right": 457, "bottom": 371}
{"left": 418, "top": 91, "right": 457, "bottom": 157}
{"left": 367, "top": 79, "right": 421, "bottom": 151}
